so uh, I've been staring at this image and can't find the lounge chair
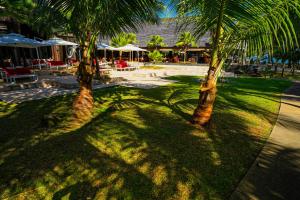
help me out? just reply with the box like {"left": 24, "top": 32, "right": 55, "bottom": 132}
{"left": 0, "top": 67, "right": 38, "bottom": 83}
{"left": 115, "top": 60, "right": 137, "bottom": 71}
{"left": 31, "top": 59, "right": 48, "bottom": 69}
{"left": 67, "top": 58, "right": 78, "bottom": 66}
{"left": 47, "top": 61, "right": 69, "bottom": 70}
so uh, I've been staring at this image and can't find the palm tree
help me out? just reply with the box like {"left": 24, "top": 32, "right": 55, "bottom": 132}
{"left": 175, "top": 0, "right": 300, "bottom": 125}
{"left": 36, "top": 0, "right": 162, "bottom": 122}
{"left": 147, "top": 35, "right": 166, "bottom": 49}
{"left": 111, "top": 32, "right": 138, "bottom": 60}
{"left": 176, "top": 32, "right": 196, "bottom": 63}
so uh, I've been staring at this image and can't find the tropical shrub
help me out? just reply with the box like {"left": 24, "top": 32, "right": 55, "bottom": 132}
{"left": 148, "top": 50, "right": 163, "bottom": 63}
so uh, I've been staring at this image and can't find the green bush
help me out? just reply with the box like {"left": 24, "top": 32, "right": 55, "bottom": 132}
{"left": 148, "top": 50, "right": 163, "bottom": 63}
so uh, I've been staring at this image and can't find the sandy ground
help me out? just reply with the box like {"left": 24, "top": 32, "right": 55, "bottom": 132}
{"left": 0, "top": 65, "right": 209, "bottom": 103}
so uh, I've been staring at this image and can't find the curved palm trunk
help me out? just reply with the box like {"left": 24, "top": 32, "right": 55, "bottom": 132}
{"left": 192, "top": 60, "right": 223, "bottom": 125}
{"left": 73, "top": 41, "right": 94, "bottom": 122}
{"left": 281, "top": 63, "right": 285, "bottom": 77}
{"left": 119, "top": 51, "right": 123, "bottom": 60}
{"left": 192, "top": 0, "right": 226, "bottom": 126}
{"left": 292, "top": 64, "right": 295, "bottom": 76}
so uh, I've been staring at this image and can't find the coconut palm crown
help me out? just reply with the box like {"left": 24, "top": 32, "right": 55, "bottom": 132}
{"left": 111, "top": 32, "right": 138, "bottom": 47}
{"left": 176, "top": 31, "right": 196, "bottom": 62}
{"left": 147, "top": 35, "right": 166, "bottom": 49}
{"left": 35, "top": 0, "right": 163, "bottom": 121}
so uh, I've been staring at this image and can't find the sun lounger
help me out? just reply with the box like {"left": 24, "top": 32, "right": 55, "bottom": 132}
{"left": 31, "top": 59, "right": 48, "bottom": 69}
{"left": 47, "top": 61, "right": 69, "bottom": 70}
{"left": 0, "top": 67, "right": 38, "bottom": 83}
{"left": 115, "top": 60, "right": 137, "bottom": 71}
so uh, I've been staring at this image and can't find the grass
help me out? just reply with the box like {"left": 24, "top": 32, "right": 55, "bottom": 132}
{"left": 273, "top": 72, "right": 300, "bottom": 81}
{"left": 0, "top": 76, "right": 292, "bottom": 200}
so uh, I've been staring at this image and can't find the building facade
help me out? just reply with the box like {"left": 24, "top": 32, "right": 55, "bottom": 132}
{"left": 99, "top": 18, "right": 211, "bottom": 63}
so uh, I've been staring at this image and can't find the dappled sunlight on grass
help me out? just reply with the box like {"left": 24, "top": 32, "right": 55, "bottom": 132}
{"left": 0, "top": 76, "right": 292, "bottom": 199}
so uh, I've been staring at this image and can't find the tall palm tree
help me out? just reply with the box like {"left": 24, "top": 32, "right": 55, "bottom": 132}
{"left": 147, "top": 35, "right": 166, "bottom": 49}
{"left": 175, "top": 0, "right": 300, "bottom": 125}
{"left": 36, "top": 0, "right": 162, "bottom": 121}
{"left": 111, "top": 32, "right": 138, "bottom": 47}
{"left": 111, "top": 32, "right": 138, "bottom": 60}
{"left": 176, "top": 31, "right": 196, "bottom": 63}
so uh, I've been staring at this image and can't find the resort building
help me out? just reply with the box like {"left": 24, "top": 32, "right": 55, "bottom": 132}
{"left": 100, "top": 18, "right": 211, "bottom": 63}
{"left": 1, "top": 16, "right": 211, "bottom": 65}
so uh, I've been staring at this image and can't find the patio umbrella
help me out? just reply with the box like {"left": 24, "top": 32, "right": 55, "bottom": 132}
{"left": 42, "top": 37, "right": 78, "bottom": 46}
{"left": 42, "top": 37, "right": 78, "bottom": 62}
{"left": 115, "top": 44, "right": 147, "bottom": 52}
{"left": 0, "top": 33, "right": 43, "bottom": 48}
{"left": 97, "top": 43, "right": 117, "bottom": 60}
{"left": 114, "top": 44, "right": 147, "bottom": 62}
{"left": 0, "top": 33, "right": 45, "bottom": 68}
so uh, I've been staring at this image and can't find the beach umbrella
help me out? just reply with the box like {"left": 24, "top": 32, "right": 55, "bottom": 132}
{"left": 42, "top": 37, "right": 78, "bottom": 63}
{"left": 0, "top": 33, "right": 43, "bottom": 48}
{"left": 114, "top": 44, "right": 147, "bottom": 62}
{"left": 42, "top": 37, "right": 78, "bottom": 46}
{"left": 97, "top": 43, "right": 118, "bottom": 60}
{"left": 0, "top": 33, "right": 45, "bottom": 68}
{"left": 114, "top": 44, "right": 147, "bottom": 52}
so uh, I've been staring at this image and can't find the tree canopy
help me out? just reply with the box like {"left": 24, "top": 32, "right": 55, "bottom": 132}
{"left": 147, "top": 35, "right": 166, "bottom": 49}
{"left": 111, "top": 32, "right": 138, "bottom": 47}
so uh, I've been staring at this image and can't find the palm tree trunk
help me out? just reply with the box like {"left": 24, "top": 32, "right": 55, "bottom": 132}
{"left": 292, "top": 64, "right": 295, "bottom": 76}
{"left": 275, "top": 64, "right": 278, "bottom": 74}
{"left": 73, "top": 40, "right": 94, "bottom": 122}
{"left": 191, "top": 60, "right": 222, "bottom": 125}
{"left": 191, "top": 0, "right": 226, "bottom": 126}
{"left": 281, "top": 64, "right": 285, "bottom": 77}
{"left": 119, "top": 51, "right": 123, "bottom": 60}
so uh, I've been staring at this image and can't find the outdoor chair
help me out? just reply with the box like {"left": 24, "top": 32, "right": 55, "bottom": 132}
{"left": 47, "top": 61, "right": 69, "bottom": 70}
{"left": 98, "top": 62, "right": 113, "bottom": 75}
{"left": 115, "top": 60, "right": 137, "bottom": 71}
{"left": 31, "top": 59, "right": 48, "bottom": 69}
{"left": 0, "top": 67, "right": 38, "bottom": 83}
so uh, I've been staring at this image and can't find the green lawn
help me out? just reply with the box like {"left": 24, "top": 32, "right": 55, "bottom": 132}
{"left": 0, "top": 77, "right": 292, "bottom": 200}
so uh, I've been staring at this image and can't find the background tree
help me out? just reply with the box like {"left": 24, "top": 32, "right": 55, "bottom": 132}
{"left": 35, "top": 1, "right": 161, "bottom": 122}
{"left": 0, "top": 0, "right": 65, "bottom": 37}
{"left": 147, "top": 35, "right": 166, "bottom": 49}
{"left": 0, "top": 0, "right": 36, "bottom": 33}
{"left": 176, "top": 0, "right": 300, "bottom": 126}
{"left": 148, "top": 50, "right": 163, "bottom": 63}
{"left": 176, "top": 31, "right": 196, "bottom": 63}
{"left": 111, "top": 32, "right": 138, "bottom": 60}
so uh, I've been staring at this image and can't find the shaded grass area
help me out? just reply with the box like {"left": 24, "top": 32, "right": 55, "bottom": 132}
{"left": 0, "top": 77, "right": 292, "bottom": 199}
{"left": 273, "top": 72, "right": 300, "bottom": 81}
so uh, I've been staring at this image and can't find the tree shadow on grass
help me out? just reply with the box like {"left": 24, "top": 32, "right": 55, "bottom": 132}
{"left": 0, "top": 76, "right": 287, "bottom": 199}
{"left": 0, "top": 94, "right": 74, "bottom": 142}
{"left": 0, "top": 97, "right": 265, "bottom": 200}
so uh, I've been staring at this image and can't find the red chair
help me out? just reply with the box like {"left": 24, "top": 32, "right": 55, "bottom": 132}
{"left": 31, "top": 59, "right": 47, "bottom": 69}
{"left": 0, "top": 67, "right": 37, "bottom": 83}
{"left": 47, "top": 61, "right": 68, "bottom": 70}
{"left": 116, "top": 60, "right": 129, "bottom": 70}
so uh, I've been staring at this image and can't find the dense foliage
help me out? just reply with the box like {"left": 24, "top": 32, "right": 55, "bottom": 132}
{"left": 148, "top": 50, "right": 164, "bottom": 63}
{"left": 147, "top": 35, "right": 166, "bottom": 49}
